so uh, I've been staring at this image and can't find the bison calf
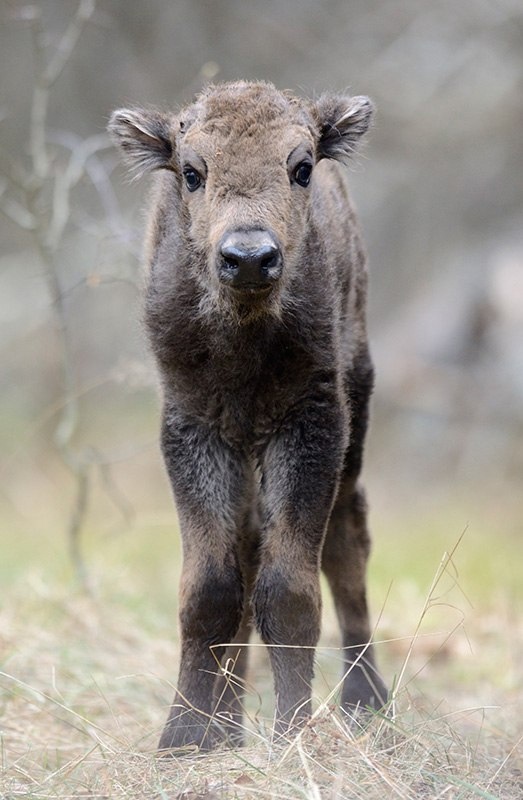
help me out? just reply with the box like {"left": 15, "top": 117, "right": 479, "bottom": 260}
{"left": 109, "top": 80, "right": 387, "bottom": 752}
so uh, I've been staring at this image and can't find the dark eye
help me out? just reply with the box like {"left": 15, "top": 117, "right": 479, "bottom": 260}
{"left": 294, "top": 161, "right": 313, "bottom": 187}
{"left": 183, "top": 167, "right": 202, "bottom": 192}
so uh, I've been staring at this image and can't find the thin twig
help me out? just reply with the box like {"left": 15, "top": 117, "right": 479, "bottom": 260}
{"left": 29, "top": 0, "right": 96, "bottom": 182}
{"left": 67, "top": 466, "right": 92, "bottom": 594}
{"left": 44, "top": 0, "right": 96, "bottom": 87}
{"left": 47, "top": 133, "right": 112, "bottom": 249}
{"left": 0, "top": 178, "right": 36, "bottom": 229}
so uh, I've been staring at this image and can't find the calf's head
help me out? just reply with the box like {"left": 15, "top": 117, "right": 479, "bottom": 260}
{"left": 109, "top": 81, "right": 373, "bottom": 316}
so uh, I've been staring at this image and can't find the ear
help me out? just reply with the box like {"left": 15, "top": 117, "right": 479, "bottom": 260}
{"left": 107, "top": 107, "right": 176, "bottom": 178}
{"left": 314, "top": 94, "right": 374, "bottom": 162}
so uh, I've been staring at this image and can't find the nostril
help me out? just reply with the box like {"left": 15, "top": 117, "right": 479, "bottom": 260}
{"left": 220, "top": 249, "right": 241, "bottom": 276}
{"left": 260, "top": 254, "right": 278, "bottom": 274}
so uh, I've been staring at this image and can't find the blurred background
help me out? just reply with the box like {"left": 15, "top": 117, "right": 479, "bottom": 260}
{"left": 1, "top": 0, "right": 521, "bottom": 612}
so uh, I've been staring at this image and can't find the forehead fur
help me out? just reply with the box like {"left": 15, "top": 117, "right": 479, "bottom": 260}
{"left": 179, "top": 81, "right": 314, "bottom": 142}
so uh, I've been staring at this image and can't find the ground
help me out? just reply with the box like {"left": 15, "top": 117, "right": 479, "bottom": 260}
{"left": 1, "top": 493, "right": 522, "bottom": 799}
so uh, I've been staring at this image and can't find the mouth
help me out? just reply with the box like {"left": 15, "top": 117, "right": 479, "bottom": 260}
{"left": 229, "top": 284, "right": 274, "bottom": 300}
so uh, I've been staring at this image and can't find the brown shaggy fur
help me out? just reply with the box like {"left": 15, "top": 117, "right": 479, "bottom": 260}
{"left": 109, "top": 81, "right": 387, "bottom": 752}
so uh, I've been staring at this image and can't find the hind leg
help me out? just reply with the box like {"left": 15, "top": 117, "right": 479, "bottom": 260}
{"left": 321, "top": 353, "right": 387, "bottom": 714}
{"left": 322, "top": 480, "right": 387, "bottom": 713}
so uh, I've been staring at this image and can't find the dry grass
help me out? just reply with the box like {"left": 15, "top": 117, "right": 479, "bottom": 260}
{"left": 1, "top": 544, "right": 522, "bottom": 800}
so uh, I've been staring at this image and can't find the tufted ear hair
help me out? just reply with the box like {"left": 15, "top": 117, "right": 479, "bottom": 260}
{"left": 107, "top": 107, "right": 176, "bottom": 179}
{"left": 314, "top": 94, "right": 374, "bottom": 163}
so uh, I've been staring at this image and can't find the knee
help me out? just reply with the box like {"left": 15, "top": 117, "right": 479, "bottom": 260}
{"left": 179, "top": 560, "right": 244, "bottom": 645}
{"left": 251, "top": 565, "right": 320, "bottom": 646}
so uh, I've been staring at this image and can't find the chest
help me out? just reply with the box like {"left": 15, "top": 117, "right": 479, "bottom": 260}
{"left": 163, "top": 319, "right": 321, "bottom": 446}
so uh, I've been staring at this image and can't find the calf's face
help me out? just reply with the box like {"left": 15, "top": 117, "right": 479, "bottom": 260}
{"left": 109, "top": 82, "right": 373, "bottom": 312}
{"left": 178, "top": 85, "right": 314, "bottom": 299}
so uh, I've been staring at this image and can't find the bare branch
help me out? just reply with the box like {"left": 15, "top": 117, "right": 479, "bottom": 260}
{"left": 32, "top": 236, "right": 80, "bottom": 452}
{"left": 67, "top": 465, "right": 92, "bottom": 595}
{"left": 0, "top": 179, "right": 36, "bottom": 230}
{"left": 96, "top": 458, "right": 135, "bottom": 528}
{"left": 46, "top": 128, "right": 136, "bottom": 254}
{"left": 85, "top": 155, "right": 134, "bottom": 246}
{"left": 29, "top": 1, "right": 97, "bottom": 182}
{"left": 0, "top": 155, "right": 32, "bottom": 192}
{"left": 46, "top": 132, "right": 112, "bottom": 249}
{"left": 6, "top": 0, "right": 133, "bottom": 591}
{"left": 28, "top": 8, "right": 48, "bottom": 181}
{"left": 43, "top": 0, "right": 96, "bottom": 88}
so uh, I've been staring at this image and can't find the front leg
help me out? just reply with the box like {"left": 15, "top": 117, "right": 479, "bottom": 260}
{"left": 252, "top": 395, "right": 347, "bottom": 733}
{"left": 158, "top": 409, "right": 247, "bottom": 752}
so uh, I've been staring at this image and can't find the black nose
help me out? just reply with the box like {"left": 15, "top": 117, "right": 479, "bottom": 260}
{"left": 218, "top": 231, "right": 282, "bottom": 290}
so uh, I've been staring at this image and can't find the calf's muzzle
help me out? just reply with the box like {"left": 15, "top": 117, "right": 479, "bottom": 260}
{"left": 218, "top": 230, "right": 283, "bottom": 292}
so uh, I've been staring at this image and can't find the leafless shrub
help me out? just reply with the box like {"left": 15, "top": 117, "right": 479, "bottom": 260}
{"left": 0, "top": 1, "right": 136, "bottom": 590}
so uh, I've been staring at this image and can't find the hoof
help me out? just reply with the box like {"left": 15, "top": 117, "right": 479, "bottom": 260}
{"left": 158, "top": 707, "right": 216, "bottom": 755}
{"left": 341, "top": 665, "right": 389, "bottom": 725}
{"left": 157, "top": 709, "right": 243, "bottom": 755}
